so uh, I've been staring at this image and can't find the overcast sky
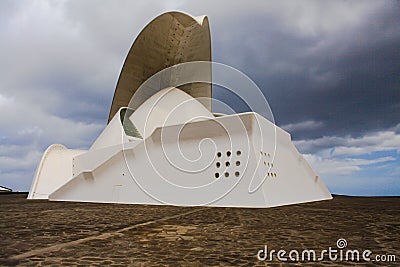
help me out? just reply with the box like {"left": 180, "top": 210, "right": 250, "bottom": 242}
{"left": 0, "top": 0, "right": 399, "bottom": 195}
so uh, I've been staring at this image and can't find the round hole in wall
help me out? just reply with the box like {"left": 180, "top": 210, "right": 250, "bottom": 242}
{"left": 236, "top": 161, "right": 240, "bottom": 166}
{"left": 237, "top": 150, "right": 242, "bottom": 156}
{"left": 235, "top": 171, "right": 240, "bottom": 177}
{"left": 224, "top": 172, "right": 229, "bottom": 178}
{"left": 215, "top": 173, "right": 220, "bottom": 178}
{"left": 217, "top": 152, "right": 222, "bottom": 157}
{"left": 216, "top": 162, "right": 221, "bottom": 168}
{"left": 225, "top": 161, "right": 230, "bottom": 167}
{"left": 227, "top": 151, "right": 231, "bottom": 157}
{"left": 263, "top": 161, "right": 266, "bottom": 165}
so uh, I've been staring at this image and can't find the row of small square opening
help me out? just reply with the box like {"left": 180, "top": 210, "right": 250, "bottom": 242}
{"left": 217, "top": 150, "right": 242, "bottom": 158}
{"left": 263, "top": 161, "right": 273, "bottom": 167}
{"left": 216, "top": 161, "right": 240, "bottom": 168}
{"left": 215, "top": 171, "right": 240, "bottom": 178}
{"left": 260, "top": 151, "right": 271, "bottom": 157}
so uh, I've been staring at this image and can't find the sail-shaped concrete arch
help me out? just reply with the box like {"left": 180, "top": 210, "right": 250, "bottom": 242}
{"left": 108, "top": 11, "right": 212, "bottom": 123}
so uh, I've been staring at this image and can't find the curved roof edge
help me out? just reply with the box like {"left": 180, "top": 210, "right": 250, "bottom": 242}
{"left": 108, "top": 11, "right": 212, "bottom": 123}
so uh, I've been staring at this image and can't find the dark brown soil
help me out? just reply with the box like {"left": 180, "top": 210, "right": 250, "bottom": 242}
{"left": 0, "top": 194, "right": 398, "bottom": 266}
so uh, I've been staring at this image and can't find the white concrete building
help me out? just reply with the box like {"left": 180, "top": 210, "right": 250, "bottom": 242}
{"left": 28, "top": 12, "right": 332, "bottom": 207}
{"left": 0, "top": 186, "right": 12, "bottom": 192}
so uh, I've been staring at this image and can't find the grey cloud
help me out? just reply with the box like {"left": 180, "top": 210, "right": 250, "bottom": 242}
{"left": 294, "top": 123, "right": 400, "bottom": 155}
{"left": 281, "top": 120, "right": 323, "bottom": 132}
{"left": 0, "top": 96, "right": 103, "bottom": 149}
{"left": 304, "top": 154, "right": 396, "bottom": 175}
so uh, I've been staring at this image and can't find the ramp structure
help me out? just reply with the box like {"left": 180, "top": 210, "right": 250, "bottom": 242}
{"left": 28, "top": 12, "right": 332, "bottom": 207}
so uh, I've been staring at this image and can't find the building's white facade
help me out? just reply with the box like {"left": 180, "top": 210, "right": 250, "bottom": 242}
{"left": 0, "top": 186, "right": 12, "bottom": 192}
{"left": 28, "top": 12, "right": 332, "bottom": 207}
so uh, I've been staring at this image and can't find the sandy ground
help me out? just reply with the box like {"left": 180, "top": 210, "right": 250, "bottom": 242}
{"left": 0, "top": 193, "right": 398, "bottom": 266}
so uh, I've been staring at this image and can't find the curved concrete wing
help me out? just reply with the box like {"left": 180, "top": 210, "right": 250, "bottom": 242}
{"left": 108, "top": 11, "right": 212, "bottom": 123}
{"left": 129, "top": 87, "right": 214, "bottom": 139}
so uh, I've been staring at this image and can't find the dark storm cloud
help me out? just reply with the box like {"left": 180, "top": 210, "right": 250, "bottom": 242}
{"left": 208, "top": 1, "right": 400, "bottom": 141}
{"left": 31, "top": 72, "right": 114, "bottom": 124}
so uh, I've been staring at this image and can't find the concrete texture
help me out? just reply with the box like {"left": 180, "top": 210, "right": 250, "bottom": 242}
{"left": 109, "top": 12, "right": 212, "bottom": 122}
{"left": 0, "top": 194, "right": 398, "bottom": 266}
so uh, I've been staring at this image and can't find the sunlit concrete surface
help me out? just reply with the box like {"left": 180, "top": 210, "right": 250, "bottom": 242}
{"left": 1, "top": 194, "right": 398, "bottom": 266}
